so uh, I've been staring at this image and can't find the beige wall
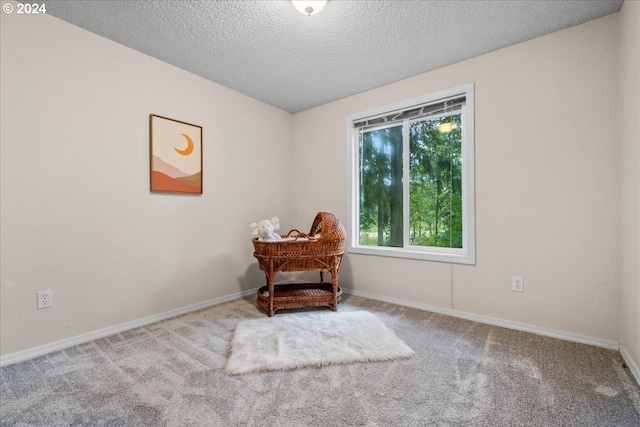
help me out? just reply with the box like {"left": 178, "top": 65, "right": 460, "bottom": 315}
{"left": 1, "top": 3, "right": 634, "bottom": 371}
{"left": 619, "top": 0, "right": 640, "bottom": 376}
{"left": 0, "top": 11, "right": 292, "bottom": 356}
{"left": 291, "top": 15, "right": 621, "bottom": 342}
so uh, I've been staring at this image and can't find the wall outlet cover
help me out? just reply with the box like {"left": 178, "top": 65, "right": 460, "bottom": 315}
{"left": 512, "top": 277, "right": 524, "bottom": 292}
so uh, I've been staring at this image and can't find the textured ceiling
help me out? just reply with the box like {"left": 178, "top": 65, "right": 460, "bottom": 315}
{"left": 42, "top": 0, "right": 623, "bottom": 113}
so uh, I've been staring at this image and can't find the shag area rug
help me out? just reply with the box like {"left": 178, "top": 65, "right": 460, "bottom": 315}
{"left": 226, "top": 310, "right": 414, "bottom": 375}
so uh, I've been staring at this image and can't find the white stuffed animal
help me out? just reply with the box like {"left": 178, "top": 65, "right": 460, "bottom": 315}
{"left": 250, "top": 217, "right": 282, "bottom": 241}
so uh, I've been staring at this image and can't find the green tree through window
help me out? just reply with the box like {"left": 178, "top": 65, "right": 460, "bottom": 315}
{"left": 359, "top": 114, "right": 462, "bottom": 249}
{"left": 359, "top": 124, "right": 403, "bottom": 246}
{"left": 409, "top": 113, "right": 462, "bottom": 248}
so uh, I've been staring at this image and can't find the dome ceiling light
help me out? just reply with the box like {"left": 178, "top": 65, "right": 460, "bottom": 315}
{"left": 291, "top": 1, "right": 328, "bottom": 16}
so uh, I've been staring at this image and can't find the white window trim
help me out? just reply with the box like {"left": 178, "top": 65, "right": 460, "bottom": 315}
{"left": 347, "top": 83, "right": 475, "bottom": 265}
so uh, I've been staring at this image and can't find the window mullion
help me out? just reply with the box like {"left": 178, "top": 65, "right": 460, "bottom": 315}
{"left": 402, "top": 119, "right": 410, "bottom": 249}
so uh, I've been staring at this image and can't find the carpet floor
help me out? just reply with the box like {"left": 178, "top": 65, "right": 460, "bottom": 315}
{"left": 1, "top": 294, "right": 639, "bottom": 426}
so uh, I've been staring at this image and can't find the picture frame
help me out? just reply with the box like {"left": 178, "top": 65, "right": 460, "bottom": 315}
{"left": 149, "top": 114, "right": 203, "bottom": 194}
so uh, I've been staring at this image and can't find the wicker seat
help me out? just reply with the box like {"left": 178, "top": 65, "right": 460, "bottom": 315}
{"left": 252, "top": 212, "right": 346, "bottom": 316}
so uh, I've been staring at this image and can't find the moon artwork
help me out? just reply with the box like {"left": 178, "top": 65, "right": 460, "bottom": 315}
{"left": 149, "top": 114, "right": 202, "bottom": 194}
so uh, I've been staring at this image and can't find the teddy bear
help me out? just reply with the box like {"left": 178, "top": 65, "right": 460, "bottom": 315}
{"left": 250, "top": 217, "right": 282, "bottom": 241}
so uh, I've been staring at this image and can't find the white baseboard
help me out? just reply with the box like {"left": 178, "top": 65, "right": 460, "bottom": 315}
{"left": 620, "top": 344, "right": 640, "bottom": 386}
{"left": 0, "top": 288, "right": 259, "bottom": 367}
{"left": 343, "top": 288, "right": 621, "bottom": 350}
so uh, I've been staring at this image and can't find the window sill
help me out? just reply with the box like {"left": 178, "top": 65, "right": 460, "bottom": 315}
{"left": 347, "top": 244, "right": 475, "bottom": 265}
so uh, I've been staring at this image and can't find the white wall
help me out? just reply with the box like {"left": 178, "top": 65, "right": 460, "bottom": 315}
{"left": 619, "top": 0, "right": 640, "bottom": 377}
{"left": 291, "top": 15, "right": 621, "bottom": 342}
{"left": 0, "top": 10, "right": 291, "bottom": 357}
{"left": 1, "top": 4, "right": 633, "bottom": 365}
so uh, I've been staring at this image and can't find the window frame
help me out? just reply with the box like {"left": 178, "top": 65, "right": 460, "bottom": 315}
{"left": 347, "top": 83, "right": 476, "bottom": 265}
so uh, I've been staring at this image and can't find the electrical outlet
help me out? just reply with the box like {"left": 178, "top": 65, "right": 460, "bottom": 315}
{"left": 512, "top": 277, "right": 524, "bottom": 292}
{"left": 37, "top": 290, "right": 53, "bottom": 309}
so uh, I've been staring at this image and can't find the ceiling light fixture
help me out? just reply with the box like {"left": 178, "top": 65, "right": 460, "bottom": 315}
{"left": 291, "top": 1, "right": 328, "bottom": 16}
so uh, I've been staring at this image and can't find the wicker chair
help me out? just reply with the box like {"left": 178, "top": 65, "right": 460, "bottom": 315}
{"left": 252, "top": 212, "right": 346, "bottom": 316}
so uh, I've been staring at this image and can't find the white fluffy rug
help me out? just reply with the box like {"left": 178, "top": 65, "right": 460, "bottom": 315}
{"left": 226, "top": 311, "right": 414, "bottom": 375}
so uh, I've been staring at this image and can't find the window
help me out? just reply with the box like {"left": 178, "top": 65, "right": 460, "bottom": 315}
{"left": 348, "top": 83, "right": 475, "bottom": 264}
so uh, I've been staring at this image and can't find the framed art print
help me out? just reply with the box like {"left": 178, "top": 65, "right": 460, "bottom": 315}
{"left": 149, "top": 114, "right": 202, "bottom": 194}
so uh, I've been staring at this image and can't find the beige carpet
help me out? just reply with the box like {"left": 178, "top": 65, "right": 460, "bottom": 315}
{"left": 1, "top": 294, "right": 639, "bottom": 426}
